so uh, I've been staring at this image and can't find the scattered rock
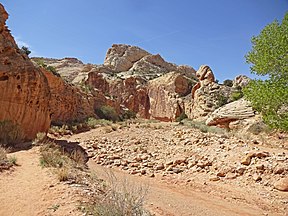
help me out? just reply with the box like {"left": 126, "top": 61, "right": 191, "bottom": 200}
{"left": 155, "top": 164, "right": 165, "bottom": 170}
{"left": 209, "top": 176, "right": 220, "bottom": 181}
{"left": 274, "top": 178, "right": 288, "bottom": 191}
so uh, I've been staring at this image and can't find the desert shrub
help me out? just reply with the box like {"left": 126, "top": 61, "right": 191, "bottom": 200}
{"left": 39, "top": 140, "right": 87, "bottom": 183}
{"left": 247, "top": 121, "right": 272, "bottom": 135}
{"left": 46, "top": 65, "right": 60, "bottom": 77}
{"left": 0, "top": 120, "right": 23, "bottom": 146}
{"left": 85, "top": 172, "right": 150, "bottom": 216}
{"left": 182, "top": 119, "right": 226, "bottom": 134}
{"left": 86, "top": 118, "right": 112, "bottom": 128}
{"left": 215, "top": 94, "right": 229, "bottom": 108}
{"left": 0, "top": 146, "right": 17, "bottom": 170}
{"left": 230, "top": 90, "right": 244, "bottom": 101}
{"left": 95, "top": 106, "right": 119, "bottom": 122}
{"left": 39, "top": 142, "right": 69, "bottom": 168}
{"left": 223, "top": 79, "right": 233, "bottom": 87}
{"left": 176, "top": 112, "right": 188, "bottom": 122}
{"left": 120, "top": 110, "right": 137, "bottom": 120}
{"left": 20, "top": 46, "right": 31, "bottom": 56}
{"left": 32, "top": 132, "right": 47, "bottom": 146}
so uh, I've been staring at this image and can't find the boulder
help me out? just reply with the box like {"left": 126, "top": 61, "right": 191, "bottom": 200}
{"left": 0, "top": 4, "right": 51, "bottom": 140}
{"left": 206, "top": 98, "right": 255, "bottom": 128}
{"left": 274, "top": 177, "right": 288, "bottom": 192}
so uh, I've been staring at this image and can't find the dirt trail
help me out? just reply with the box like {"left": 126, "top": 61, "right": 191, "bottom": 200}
{"left": 0, "top": 148, "right": 80, "bottom": 216}
{"left": 88, "top": 161, "right": 266, "bottom": 216}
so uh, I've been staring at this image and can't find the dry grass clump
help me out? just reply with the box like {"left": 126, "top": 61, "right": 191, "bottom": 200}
{"left": 182, "top": 119, "right": 227, "bottom": 134}
{"left": 39, "top": 141, "right": 86, "bottom": 182}
{"left": 0, "top": 120, "right": 24, "bottom": 146}
{"left": 83, "top": 172, "right": 150, "bottom": 216}
{"left": 49, "top": 118, "right": 113, "bottom": 137}
{"left": 0, "top": 146, "right": 17, "bottom": 171}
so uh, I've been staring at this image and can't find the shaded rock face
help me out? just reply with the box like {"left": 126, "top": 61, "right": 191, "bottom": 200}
{"left": 86, "top": 73, "right": 150, "bottom": 118}
{"left": 148, "top": 72, "right": 192, "bottom": 121}
{"left": 206, "top": 98, "right": 255, "bottom": 128}
{"left": 187, "top": 65, "right": 232, "bottom": 119}
{"left": 41, "top": 68, "right": 95, "bottom": 125}
{"left": 0, "top": 4, "right": 51, "bottom": 140}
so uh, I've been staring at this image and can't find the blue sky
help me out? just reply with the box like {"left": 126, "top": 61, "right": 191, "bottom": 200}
{"left": 2, "top": 0, "right": 288, "bottom": 81}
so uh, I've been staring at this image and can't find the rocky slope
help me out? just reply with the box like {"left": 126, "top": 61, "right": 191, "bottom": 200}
{"left": 0, "top": 4, "right": 50, "bottom": 140}
{"left": 68, "top": 121, "right": 288, "bottom": 215}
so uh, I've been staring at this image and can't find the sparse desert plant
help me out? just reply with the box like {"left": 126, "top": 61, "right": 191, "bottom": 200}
{"left": 8, "top": 156, "right": 17, "bottom": 165}
{"left": 182, "top": 119, "right": 226, "bottom": 134}
{"left": 95, "top": 106, "right": 119, "bottom": 122}
{"left": 230, "top": 90, "right": 244, "bottom": 101}
{"left": 120, "top": 109, "right": 137, "bottom": 120}
{"left": 56, "top": 166, "right": 71, "bottom": 181}
{"left": 85, "top": 171, "right": 150, "bottom": 216}
{"left": 0, "top": 146, "right": 7, "bottom": 162}
{"left": 32, "top": 132, "right": 47, "bottom": 146}
{"left": 176, "top": 112, "right": 188, "bottom": 122}
{"left": 0, "top": 146, "right": 17, "bottom": 170}
{"left": 39, "top": 142, "right": 68, "bottom": 168}
{"left": 215, "top": 94, "right": 229, "bottom": 108}
{"left": 86, "top": 118, "right": 112, "bottom": 128}
{"left": 0, "top": 120, "right": 24, "bottom": 146}
{"left": 20, "top": 46, "right": 31, "bottom": 56}
{"left": 247, "top": 121, "right": 272, "bottom": 135}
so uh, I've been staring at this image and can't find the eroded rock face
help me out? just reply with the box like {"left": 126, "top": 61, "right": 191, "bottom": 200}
{"left": 187, "top": 65, "right": 232, "bottom": 119}
{"left": 86, "top": 73, "right": 150, "bottom": 118}
{"left": 0, "top": 4, "right": 50, "bottom": 140}
{"left": 104, "top": 44, "right": 150, "bottom": 72}
{"left": 205, "top": 98, "right": 255, "bottom": 128}
{"left": 41, "top": 68, "right": 95, "bottom": 125}
{"left": 148, "top": 72, "right": 192, "bottom": 121}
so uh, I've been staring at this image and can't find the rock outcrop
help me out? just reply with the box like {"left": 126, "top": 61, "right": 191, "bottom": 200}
{"left": 148, "top": 72, "right": 193, "bottom": 121}
{"left": 104, "top": 44, "right": 150, "bottom": 72}
{"left": 103, "top": 44, "right": 196, "bottom": 80}
{"left": 41, "top": 68, "right": 95, "bottom": 125}
{"left": 205, "top": 98, "right": 255, "bottom": 128}
{"left": 86, "top": 72, "right": 150, "bottom": 118}
{"left": 187, "top": 65, "right": 232, "bottom": 119}
{"left": 0, "top": 4, "right": 51, "bottom": 140}
{"left": 233, "top": 75, "right": 251, "bottom": 88}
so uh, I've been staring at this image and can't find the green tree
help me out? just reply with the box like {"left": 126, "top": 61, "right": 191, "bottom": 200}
{"left": 223, "top": 79, "right": 233, "bottom": 87}
{"left": 20, "top": 46, "right": 31, "bottom": 56}
{"left": 244, "top": 12, "right": 288, "bottom": 131}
